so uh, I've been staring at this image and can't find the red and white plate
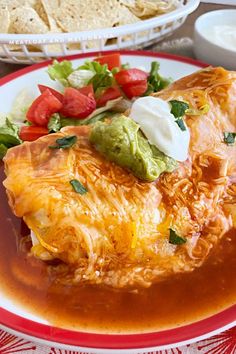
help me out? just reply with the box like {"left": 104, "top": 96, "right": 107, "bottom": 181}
{"left": 0, "top": 51, "right": 235, "bottom": 353}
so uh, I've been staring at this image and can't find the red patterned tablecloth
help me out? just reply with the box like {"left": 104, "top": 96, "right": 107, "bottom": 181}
{"left": 0, "top": 327, "right": 235, "bottom": 354}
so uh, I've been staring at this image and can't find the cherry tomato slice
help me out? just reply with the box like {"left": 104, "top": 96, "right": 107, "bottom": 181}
{"left": 27, "top": 89, "right": 63, "bottom": 127}
{"left": 38, "top": 84, "right": 63, "bottom": 102}
{"left": 122, "top": 80, "right": 148, "bottom": 99}
{"left": 93, "top": 53, "right": 121, "bottom": 70}
{"left": 77, "top": 84, "right": 94, "bottom": 98}
{"left": 96, "top": 86, "right": 121, "bottom": 107}
{"left": 19, "top": 126, "right": 49, "bottom": 141}
{"left": 115, "top": 68, "right": 148, "bottom": 86}
{"left": 60, "top": 87, "right": 96, "bottom": 119}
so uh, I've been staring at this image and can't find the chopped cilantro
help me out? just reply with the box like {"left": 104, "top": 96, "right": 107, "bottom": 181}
{"left": 70, "top": 179, "right": 87, "bottom": 195}
{"left": 175, "top": 118, "right": 186, "bottom": 131}
{"left": 169, "top": 100, "right": 189, "bottom": 132}
{"left": 49, "top": 135, "right": 77, "bottom": 149}
{"left": 223, "top": 132, "right": 236, "bottom": 145}
{"left": 169, "top": 100, "right": 189, "bottom": 118}
{"left": 169, "top": 228, "right": 187, "bottom": 245}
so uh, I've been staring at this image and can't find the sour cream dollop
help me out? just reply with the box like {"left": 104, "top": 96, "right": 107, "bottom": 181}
{"left": 129, "top": 96, "right": 190, "bottom": 162}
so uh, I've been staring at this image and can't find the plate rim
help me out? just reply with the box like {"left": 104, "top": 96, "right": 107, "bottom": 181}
{"left": 0, "top": 306, "right": 235, "bottom": 351}
{"left": 1, "top": 50, "right": 235, "bottom": 351}
{"left": 0, "top": 49, "right": 208, "bottom": 87}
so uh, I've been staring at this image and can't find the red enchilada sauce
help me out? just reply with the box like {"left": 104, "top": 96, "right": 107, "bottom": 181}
{"left": 0, "top": 163, "right": 235, "bottom": 332}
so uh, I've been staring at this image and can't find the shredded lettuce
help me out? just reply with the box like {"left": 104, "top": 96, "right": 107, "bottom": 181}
{"left": 48, "top": 60, "right": 74, "bottom": 86}
{"left": 0, "top": 118, "right": 22, "bottom": 158}
{"left": 77, "top": 61, "right": 114, "bottom": 93}
{"left": 0, "top": 144, "right": 8, "bottom": 159}
{"left": 48, "top": 113, "right": 61, "bottom": 133}
{"left": 145, "top": 61, "right": 172, "bottom": 95}
{"left": 48, "top": 59, "right": 114, "bottom": 94}
{"left": 9, "top": 89, "right": 34, "bottom": 124}
{"left": 60, "top": 111, "right": 114, "bottom": 128}
{"left": 68, "top": 70, "right": 95, "bottom": 89}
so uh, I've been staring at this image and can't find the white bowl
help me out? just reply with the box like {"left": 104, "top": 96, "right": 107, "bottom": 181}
{"left": 194, "top": 10, "right": 236, "bottom": 70}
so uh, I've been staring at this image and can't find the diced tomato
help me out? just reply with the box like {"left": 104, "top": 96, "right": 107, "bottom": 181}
{"left": 96, "top": 86, "right": 122, "bottom": 107}
{"left": 19, "top": 126, "right": 49, "bottom": 141}
{"left": 27, "top": 89, "right": 63, "bottom": 126}
{"left": 60, "top": 87, "right": 96, "bottom": 119}
{"left": 38, "top": 84, "right": 63, "bottom": 102}
{"left": 93, "top": 53, "right": 121, "bottom": 70}
{"left": 115, "top": 68, "right": 148, "bottom": 86}
{"left": 121, "top": 80, "right": 148, "bottom": 99}
{"left": 77, "top": 84, "right": 94, "bottom": 98}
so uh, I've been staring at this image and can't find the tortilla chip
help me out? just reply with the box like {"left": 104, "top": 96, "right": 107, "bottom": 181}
{"left": 23, "top": 0, "right": 37, "bottom": 6}
{"left": 35, "top": 0, "right": 61, "bottom": 31}
{"left": 66, "top": 43, "right": 81, "bottom": 51}
{"left": 0, "top": 6, "right": 10, "bottom": 33}
{"left": 54, "top": 0, "right": 119, "bottom": 33}
{"left": 10, "top": 6, "right": 49, "bottom": 34}
{"left": 44, "top": 43, "right": 63, "bottom": 53}
{"left": 115, "top": 4, "right": 140, "bottom": 26}
{"left": 43, "top": 0, "right": 61, "bottom": 31}
{"left": 34, "top": 0, "right": 49, "bottom": 24}
{"left": 127, "top": 0, "right": 177, "bottom": 19}
{"left": 0, "top": 0, "right": 19, "bottom": 11}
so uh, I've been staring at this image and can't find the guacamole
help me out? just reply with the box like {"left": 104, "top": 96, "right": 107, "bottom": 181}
{"left": 89, "top": 115, "right": 177, "bottom": 182}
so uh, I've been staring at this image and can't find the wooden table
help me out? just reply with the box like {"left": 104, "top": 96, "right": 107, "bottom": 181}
{"left": 0, "top": 2, "right": 235, "bottom": 79}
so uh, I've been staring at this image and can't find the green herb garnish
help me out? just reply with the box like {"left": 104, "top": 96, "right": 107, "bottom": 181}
{"left": 223, "top": 132, "right": 236, "bottom": 145}
{"left": 48, "top": 113, "right": 61, "bottom": 133}
{"left": 144, "top": 61, "right": 172, "bottom": 95}
{"left": 169, "top": 100, "right": 189, "bottom": 132}
{"left": 175, "top": 118, "right": 186, "bottom": 131}
{"left": 169, "top": 228, "right": 187, "bottom": 245}
{"left": 70, "top": 179, "right": 87, "bottom": 195}
{"left": 49, "top": 135, "right": 77, "bottom": 149}
{"left": 169, "top": 100, "right": 189, "bottom": 118}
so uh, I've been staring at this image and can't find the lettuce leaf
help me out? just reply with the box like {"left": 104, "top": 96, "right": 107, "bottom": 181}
{"left": 48, "top": 113, "right": 61, "bottom": 132}
{"left": 60, "top": 112, "right": 111, "bottom": 128}
{"left": 48, "top": 60, "right": 74, "bottom": 86}
{"left": 77, "top": 61, "right": 114, "bottom": 92}
{"left": 145, "top": 61, "right": 172, "bottom": 95}
{"left": 0, "top": 118, "right": 22, "bottom": 159}
{"left": 0, "top": 118, "right": 22, "bottom": 147}
{"left": 0, "top": 144, "right": 8, "bottom": 159}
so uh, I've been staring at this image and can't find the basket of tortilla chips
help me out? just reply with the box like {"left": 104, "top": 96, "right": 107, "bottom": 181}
{"left": 0, "top": 0, "right": 199, "bottom": 64}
